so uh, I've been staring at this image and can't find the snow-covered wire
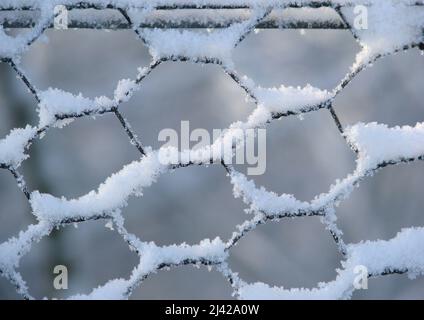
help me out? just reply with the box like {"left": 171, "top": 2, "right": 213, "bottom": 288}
{"left": 0, "top": 0, "right": 424, "bottom": 300}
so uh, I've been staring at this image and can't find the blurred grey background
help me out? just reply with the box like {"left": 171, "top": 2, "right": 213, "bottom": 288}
{"left": 0, "top": 22, "right": 424, "bottom": 299}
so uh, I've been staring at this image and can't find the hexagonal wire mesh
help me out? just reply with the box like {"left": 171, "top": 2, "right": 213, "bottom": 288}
{"left": 0, "top": 1, "right": 424, "bottom": 300}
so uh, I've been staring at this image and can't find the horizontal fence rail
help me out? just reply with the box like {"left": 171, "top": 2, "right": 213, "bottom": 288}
{"left": 0, "top": 9, "right": 347, "bottom": 29}
{"left": 0, "top": 1, "right": 423, "bottom": 29}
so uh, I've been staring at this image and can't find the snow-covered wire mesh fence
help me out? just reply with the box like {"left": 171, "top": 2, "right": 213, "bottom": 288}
{"left": 0, "top": 0, "right": 424, "bottom": 300}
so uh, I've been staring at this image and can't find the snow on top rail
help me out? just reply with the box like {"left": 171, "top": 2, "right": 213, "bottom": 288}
{"left": 1, "top": 1, "right": 423, "bottom": 30}
{"left": 0, "top": 0, "right": 403, "bottom": 10}
{"left": 1, "top": 7, "right": 347, "bottom": 30}
{"left": 0, "top": 0, "right": 424, "bottom": 300}
{"left": 0, "top": 0, "right": 423, "bottom": 9}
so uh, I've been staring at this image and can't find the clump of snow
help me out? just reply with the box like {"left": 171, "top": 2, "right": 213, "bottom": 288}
{"left": 30, "top": 152, "right": 167, "bottom": 223}
{"left": 0, "top": 222, "right": 51, "bottom": 270}
{"left": 134, "top": 238, "right": 227, "bottom": 272}
{"left": 0, "top": 3, "right": 54, "bottom": 59}
{"left": 140, "top": 8, "right": 267, "bottom": 65}
{"left": 239, "top": 227, "right": 424, "bottom": 300}
{"left": 346, "top": 0, "right": 424, "bottom": 68}
{"left": 114, "top": 78, "right": 138, "bottom": 103}
{"left": 161, "top": 82, "right": 330, "bottom": 166}
{"left": 254, "top": 84, "right": 332, "bottom": 113}
{"left": 0, "top": 27, "right": 29, "bottom": 59}
{"left": 345, "top": 122, "right": 424, "bottom": 172}
{"left": 69, "top": 279, "right": 130, "bottom": 300}
{"left": 68, "top": 237, "right": 227, "bottom": 300}
{"left": 38, "top": 88, "right": 115, "bottom": 128}
{"left": 247, "top": 84, "right": 332, "bottom": 126}
{"left": 157, "top": 125, "right": 250, "bottom": 166}
{"left": 238, "top": 281, "right": 354, "bottom": 300}
{"left": 38, "top": 76, "right": 145, "bottom": 128}
{"left": 142, "top": 27, "right": 237, "bottom": 63}
{"left": 347, "top": 227, "right": 424, "bottom": 277}
{"left": 230, "top": 171, "right": 309, "bottom": 216}
{"left": 0, "top": 222, "right": 51, "bottom": 299}
{"left": 0, "top": 126, "right": 37, "bottom": 167}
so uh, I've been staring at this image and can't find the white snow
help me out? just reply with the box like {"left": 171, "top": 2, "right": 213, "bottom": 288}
{"left": 345, "top": 0, "right": 424, "bottom": 69}
{"left": 38, "top": 75, "right": 145, "bottom": 127}
{"left": 30, "top": 152, "right": 167, "bottom": 223}
{"left": 254, "top": 84, "right": 332, "bottom": 113}
{"left": 0, "top": 222, "right": 51, "bottom": 270}
{"left": 38, "top": 88, "right": 115, "bottom": 128}
{"left": 6, "top": 0, "right": 409, "bottom": 10}
{"left": 345, "top": 122, "right": 424, "bottom": 172}
{"left": 246, "top": 83, "right": 332, "bottom": 126}
{"left": 239, "top": 227, "right": 424, "bottom": 299}
{"left": 68, "top": 237, "right": 227, "bottom": 299}
{"left": 142, "top": 27, "right": 240, "bottom": 64}
{"left": 228, "top": 122, "right": 424, "bottom": 223}
{"left": 0, "top": 3, "right": 54, "bottom": 59}
{"left": 0, "top": 126, "right": 37, "bottom": 167}
{"left": 0, "top": 222, "right": 51, "bottom": 298}
{"left": 114, "top": 78, "right": 138, "bottom": 103}
{"left": 230, "top": 170, "right": 309, "bottom": 216}
{"left": 69, "top": 279, "right": 130, "bottom": 300}
{"left": 140, "top": 7, "right": 268, "bottom": 65}
{"left": 0, "top": 27, "right": 30, "bottom": 59}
